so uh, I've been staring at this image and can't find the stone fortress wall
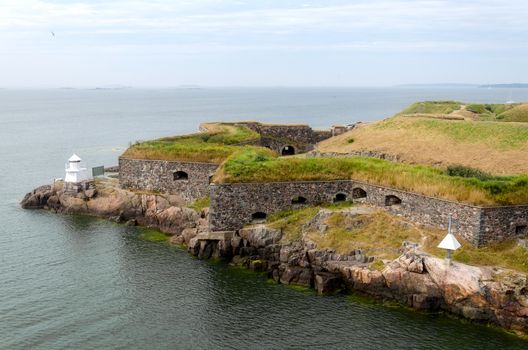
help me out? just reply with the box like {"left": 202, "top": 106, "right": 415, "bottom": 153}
{"left": 118, "top": 123, "right": 332, "bottom": 201}
{"left": 119, "top": 157, "right": 218, "bottom": 202}
{"left": 209, "top": 180, "right": 528, "bottom": 246}
{"left": 118, "top": 122, "right": 528, "bottom": 246}
{"left": 233, "top": 122, "right": 332, "bottom": 154}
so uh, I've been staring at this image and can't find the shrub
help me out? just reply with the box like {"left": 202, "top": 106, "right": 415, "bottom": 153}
{"left": 466, "top": 104, "right": 487, "bottom": 114}
{"left": 446, "top": 164, "right": 491, "bottom": 181}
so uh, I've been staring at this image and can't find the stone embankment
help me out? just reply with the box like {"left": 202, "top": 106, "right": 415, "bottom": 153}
{"left": 21, "top": 180, "right": 528, "bottom": 335}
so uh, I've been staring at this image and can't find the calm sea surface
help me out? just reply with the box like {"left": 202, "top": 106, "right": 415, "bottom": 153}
{"left": 1, "top": 87, "right": 528, "bottom": 349}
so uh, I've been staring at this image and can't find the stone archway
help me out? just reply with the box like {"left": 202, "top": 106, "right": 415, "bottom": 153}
{"left": 385, "top": 195, "right": 402, "bottom": 206}
{"left": 281, "top": 145, "right": 295, "bottom": 156}
{"left": 173, "top": 171, "right": 189, "bottom": 180}
{"left": 333, "top": 193, "right": 347, "bottom": 202}
{"left": 251, "top": 212, "right": 267, "bottom": 223}
{"left": 352, "top": 187, "right": 367, "bottom": 199}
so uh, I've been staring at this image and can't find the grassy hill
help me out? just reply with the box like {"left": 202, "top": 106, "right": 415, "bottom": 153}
{"left": 397, "top": 100, "right": 528, "bottom": 122}
{"left": 397, "top": 101, "right": 462, "bottom": 115}
{"left": 499, "top": 104, "right": 528, "bottom": 122}
{"left": 317, "top": 115, "right": 528, "bottom": 175}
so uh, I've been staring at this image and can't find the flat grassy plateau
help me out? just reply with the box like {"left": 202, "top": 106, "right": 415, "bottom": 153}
{"left": 121, "top": 124, "right": 261, "bottom": 163}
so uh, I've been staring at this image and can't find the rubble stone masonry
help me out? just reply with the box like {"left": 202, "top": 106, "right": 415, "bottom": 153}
{"left": 209, "top": 180, "right": 528, "bottom": 246}
{"left": 119, "top": 157, "right": 218, "bottom": 202}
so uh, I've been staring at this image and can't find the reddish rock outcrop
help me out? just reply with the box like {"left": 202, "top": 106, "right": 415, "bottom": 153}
{"left": 21, "top": 179, "right": 200, "bottom": 236}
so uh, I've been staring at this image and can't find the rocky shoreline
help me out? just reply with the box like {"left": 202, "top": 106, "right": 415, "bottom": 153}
{"left": 21, "top": 179, "right": 528, "bottom": 335}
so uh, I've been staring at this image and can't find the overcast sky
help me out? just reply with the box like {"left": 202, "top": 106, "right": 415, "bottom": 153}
{"left": 1, "top": 0, "right": 527, "bottom": 87}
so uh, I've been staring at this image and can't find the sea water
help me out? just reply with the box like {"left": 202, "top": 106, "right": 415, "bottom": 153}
{"left": 1, "top": 87, "right": 528, "bottom": 349}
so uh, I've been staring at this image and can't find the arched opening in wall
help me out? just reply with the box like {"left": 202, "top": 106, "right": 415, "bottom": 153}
{"left": 173, "top": 171, "right": 189, "bottom": 181}
{"left": 281, "top": 145, "right": 295, "bottom": 156}
{"left": 208, "top": 175, "right": 214, "bottom": 183}
{"left": 515, "top": 225, "right": 528, "bottom": 236}
{"left": 333, "top": 193, "right": 347, "bottom": 203}
{"left": 352, "top": 187, "right": 367, "bottom": 199}
{"left": 291, "top": 196, "right": 307, "bottom": 205}
{"left": 251, "top": 212, "right": 267, "bottom": 223}
{"left": 385, "top": 195, "right": 402, "bottom": 206}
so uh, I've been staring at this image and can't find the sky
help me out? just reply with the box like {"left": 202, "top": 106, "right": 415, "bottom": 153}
{"left": 1, "top": 0, "right": 528, "bottom": 87}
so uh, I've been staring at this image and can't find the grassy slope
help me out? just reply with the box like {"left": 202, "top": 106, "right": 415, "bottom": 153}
{"left": 499, "top": 104, "right": 528, "bottom": 122}
{"left": 266, "top": 207, "right": 528, "bottom": 273}
{"left": 398, "top": 101, "right": 528, "bottom": 122}
{"left": 215, "top": 148, "right": 528, "bottom": 205}
{"left": 397, "top": 101, "right": 462, "bottom": 115}
{"left": 121, "top": 124, "right": 262, "bottom": 163}
{"left": 317, "top": 116, "right": 528, "bottom": 175}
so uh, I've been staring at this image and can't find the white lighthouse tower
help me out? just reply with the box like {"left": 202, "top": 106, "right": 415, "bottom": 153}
{"left": 65, "top": 154, "right": 89, "bottom": 183}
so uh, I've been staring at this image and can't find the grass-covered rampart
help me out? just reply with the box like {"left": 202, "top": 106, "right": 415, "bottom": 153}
{"left": 215, "top": 149, "right": 528, "bottom": 205}
{"left": 397, "top": 101, "right": 462, "bottom": 115}
{"left": 317, "top": 115, "right": 528, "bottom": 175}
{"left": 121, "top": 123, "right": 262, "bottom": 163}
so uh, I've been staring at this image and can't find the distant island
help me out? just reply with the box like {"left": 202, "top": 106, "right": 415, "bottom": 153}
{"left": 480, "top": 83, "right": 528, "bottom": 88}
{"left": 397, "top": 83, "right": 528, "bottom": 89}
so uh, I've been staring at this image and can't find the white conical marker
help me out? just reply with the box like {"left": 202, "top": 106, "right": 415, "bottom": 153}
{"left": 437, "top": 216, "right": 461, "bottom": 265}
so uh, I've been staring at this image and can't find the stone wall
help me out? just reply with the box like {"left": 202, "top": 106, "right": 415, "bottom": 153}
{"left": 236, "top": 122, "right": 332, "bottom": 154}
{"left": 209, "top": 180, "right": 528, "bottom": 246}
{"left": 119, "top": 157, "right": 218, "bottom": 202}
{"left": 480, "top": 206, "right": 528, "bottom": 245}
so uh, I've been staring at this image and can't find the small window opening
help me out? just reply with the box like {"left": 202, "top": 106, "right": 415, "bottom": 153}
{"left": 385, "top": 195, "right": 402, "bottom": 206}
{"left": 334, "top": 193, "right": 347, "bottom": 202}
{"left": 251, "top": 212, "right": 267, "bottom": 223}
{"left": 515, "top": 225, "right": 528, "bottom": 236}
{"left": 352, "top": 188, "right": 367, "bottom": 199}
{"left": 291, "top": 196, "right": 307, "bottom": 204}
{"left": 173, "top": 171, "right": 189, "bottom": 180}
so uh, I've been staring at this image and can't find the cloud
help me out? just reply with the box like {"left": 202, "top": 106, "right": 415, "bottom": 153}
{"left": 1, "top": 0, "right": 528, "bottom": 86}
{"left": 1, "top": 1, "right": 527, "bottom": 36}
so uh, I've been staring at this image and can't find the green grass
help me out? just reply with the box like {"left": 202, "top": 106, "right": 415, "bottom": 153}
{"left": 449, "top": 240, "right": 528, "bottom": 274}
{"left": 187, "top": 197, "right": 210, "bottom": 212}
{"left": 499, "top": 104, "right": 528, "bottom": 122}
{"left": 122, "top": 124, "right": 262, "bottom": 163}
{"left": 267, "top": 207, "right": 320, "bottom": 242}
{"left": 370, "top": 260, "right": 386, "bottom": 271}
{"left": 397, "top": 101, "right": 528, "bottom": 123}
{"left": 397, "top": 101, "right": 462, "bottom": 115}
{"left": 321, "top": 200, "right": 356, "bottom": 210}
{"left": 266, "top": 206, "right": 528, "bottom": 274}
{"left": 425, "top": 238, "right": 528, "bottom": 274}
{"left": 216, "top": 149, "right": 528, "bottom": 205}
{"left": 466, "top": 103, "right": 517, "bottom": 118}
{"left": 308, "top": 211, "right": 434, "bottom": 259}
{"left": 465, "top": 103, "right": 528, "bottom": 123}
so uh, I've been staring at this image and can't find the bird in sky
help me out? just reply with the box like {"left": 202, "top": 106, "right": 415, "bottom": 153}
{"left": 50, "top": 31, "right": 55, "bottom": 37}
